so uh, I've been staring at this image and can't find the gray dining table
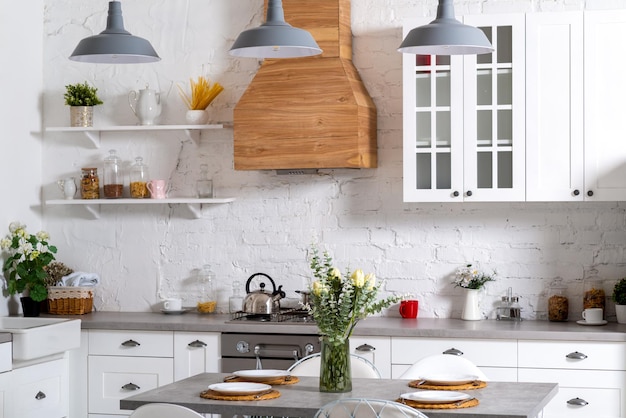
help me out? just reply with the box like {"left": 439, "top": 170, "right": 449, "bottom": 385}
{"left": 120, "top": 373, "right": 558, "bottom": 418}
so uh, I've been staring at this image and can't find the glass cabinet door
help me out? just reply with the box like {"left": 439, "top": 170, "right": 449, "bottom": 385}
{"left": 463, "top": 14, "right": 525, "bottom": 201}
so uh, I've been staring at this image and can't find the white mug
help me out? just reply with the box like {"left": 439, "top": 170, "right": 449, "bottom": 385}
{"left": 163, "top": 298, "right": 182, "bottom": 311}
{"left": 582, "top": 307, "right": 603, "bottom": 323}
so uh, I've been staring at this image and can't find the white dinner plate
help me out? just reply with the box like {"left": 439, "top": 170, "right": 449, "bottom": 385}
{"left": 401, "top": 391, "right": 471, "bottom": 404}
{"left": 418, "top": 374, "right": 480, "bottom": 386}
{"left": 208, "top": 382, "right": 272, "bottom": 396}
{"left": 233, "top": 369, "right": 290, "bottom": 382}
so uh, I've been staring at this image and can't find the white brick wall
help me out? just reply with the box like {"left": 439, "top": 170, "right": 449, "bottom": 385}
{"left": 28, "top": 0, "right": 626, "bottom": 321}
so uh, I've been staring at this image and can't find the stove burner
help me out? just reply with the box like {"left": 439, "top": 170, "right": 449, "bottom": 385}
{"left": 230, "top": 309, "right": 315, "bottom": 323}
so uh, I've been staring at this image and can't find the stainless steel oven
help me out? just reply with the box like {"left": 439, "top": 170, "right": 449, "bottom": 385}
{"left": 220, "top": 332, "right": 321, "bottom": 372}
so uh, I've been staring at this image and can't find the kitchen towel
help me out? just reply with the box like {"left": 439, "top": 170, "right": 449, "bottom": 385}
{"left": 58, "top": 272, "right": 100, "bottom": 287}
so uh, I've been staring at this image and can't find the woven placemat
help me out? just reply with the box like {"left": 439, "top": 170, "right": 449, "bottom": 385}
{"left": 200, "top": 389, "right": 281, "bottom": 401}
{"left": 223, "top": 376, "right": 300, "bottom": 385}
{"left": 408, "top": 380, "right": 487, "bottom": 391}
{"left": 397, "top": 397, "right": 479, "bottom": 410}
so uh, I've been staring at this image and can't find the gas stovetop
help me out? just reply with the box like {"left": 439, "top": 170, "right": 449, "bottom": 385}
{"left": 229, "top": 309, "right": 315, "bottom": 324}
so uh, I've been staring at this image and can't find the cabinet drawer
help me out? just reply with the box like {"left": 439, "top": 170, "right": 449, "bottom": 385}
{"left": 391, "top": 337, "right": 517, "bottom": 367}
{"left": 519, "top": 368, "right": 626, "bottom": 417}
{"left": 11, "top": 358, "right": 68, "bottom": 418}
{"left": 519, "top": 340, "right": 626, "bottom": 370}
{"left": 88, "top": 355, "right": 173, "bottom": 415}
{"left": 89, "top": 330, "right": 174, "bottom": 357}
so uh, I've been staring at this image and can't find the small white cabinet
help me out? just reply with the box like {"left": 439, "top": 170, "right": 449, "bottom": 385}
{"left": 518, "top": 340, "right": 626, "bottom": 417}
{"left": 350, "top": 336, "right": 391, "bottom": 379}
{"left": 390, "top": 337, "right": 518, "bottom": 381}
{"left": 403, "top": 14, "right": 525, "bottom": 202}
{"left": 173, "top": 332, "right": 220, "bottom": 381}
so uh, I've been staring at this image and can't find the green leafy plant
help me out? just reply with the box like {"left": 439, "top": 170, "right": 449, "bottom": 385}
{"left": 308, "top": 245, "right": 403, "bottom": 343}
{"left": 612, "top": 278, "right": 626, "bottom": 305}
{"left": 1, "top": 222, "right": 57, "bottom": 302}
{"left": 64, "top": 81, "right": 103, "bottom": 106}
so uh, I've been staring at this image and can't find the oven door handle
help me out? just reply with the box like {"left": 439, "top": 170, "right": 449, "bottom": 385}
{"left": 254, "top": 344, "right": 301, "bottom": 369}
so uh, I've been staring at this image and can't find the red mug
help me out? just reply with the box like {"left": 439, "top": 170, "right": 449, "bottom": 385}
{"left": 400, "top": 300, "right": 418, "bottom": 318}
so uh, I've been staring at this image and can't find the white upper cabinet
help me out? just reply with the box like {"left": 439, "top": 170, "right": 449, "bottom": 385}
{"left": 526, "top": 12, "right": 584, "bottom": 201}
{"left": 584, "top": 10, "right": 626, "bottom": 201}
{"left": 403, "top": 14, "right": 525, "bottom": 202}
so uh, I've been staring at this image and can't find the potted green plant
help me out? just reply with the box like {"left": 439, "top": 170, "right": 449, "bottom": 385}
{"left": 64, "top": 81, "right": 103, "bottom": 127}
{"left": 612, "top": 278, "right": 626, "bottom": 324}
{"left": 0, "top": 222, "right": 57, "bottom": 316}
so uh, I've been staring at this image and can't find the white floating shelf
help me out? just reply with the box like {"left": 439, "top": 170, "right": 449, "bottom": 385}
{"left": 45, "top": 197, "right": 235, "bottom": 219}
{"left": 45, "top": 124, "right": 224, "bottom": 147}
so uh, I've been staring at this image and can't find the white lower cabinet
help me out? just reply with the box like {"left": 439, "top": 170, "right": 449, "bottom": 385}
{"left": 390, "top": 337, "right": 518, "bottom": 381}
{"left": 6, "top": 357, "right": 69, "bottom": 418}
{"left": 87, "top": 330, "right": 174, "bottom": 417}
{"left": 350, "top": 336, "right": 391, "bottom": 379}
{"left": 174, "top": 332, "right": 220, "bottom": 381}
{"left": 518, "top": 340, "right": 626, "bottom": 417}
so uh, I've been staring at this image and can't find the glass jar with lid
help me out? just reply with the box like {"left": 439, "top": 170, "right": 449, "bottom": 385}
{"left": 129, "top": 157, "right": 149, "bottom": 198}
{"left": 197, "top": 264, "right": 217, "bottom": 313}
{"left": 548, "top": 279, "right": 569, "bottom": 322}
{"left": 583, "top": 277, "right": 606, "bottom": 312}
{"left": 80, "top": 167, "right": 100, "bottom": 199}
{"left": 103, "top": 149, "right": 123, "bottom": 198}
{"left": 196, "top": 164, "right": 213, "bottom": 198}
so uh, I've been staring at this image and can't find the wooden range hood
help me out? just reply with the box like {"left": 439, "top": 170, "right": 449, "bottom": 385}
{"left": 233, "top": 0, "right": 377, "bottom": 170}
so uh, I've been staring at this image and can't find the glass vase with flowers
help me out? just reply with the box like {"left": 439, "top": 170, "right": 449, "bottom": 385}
{"left": 308, "top": 246, "right": 402, "bottom": 392}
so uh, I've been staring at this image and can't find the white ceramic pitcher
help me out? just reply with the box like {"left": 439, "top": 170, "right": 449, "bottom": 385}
{"left": 128, "top": 84, "right": 162, "bottom": 126}
{"left": 57, "top": 177, "right": 77, "bottom": 200}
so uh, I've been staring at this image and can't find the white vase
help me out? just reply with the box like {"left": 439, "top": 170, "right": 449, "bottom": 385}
{"left": 461, "top": 288, "right": 483, "bottom": 321}
{"left": 185, "top": 109, "right": 208, "bottom": 125}
{"left": 616, "top": 304, "right": 626, "bottom": 324}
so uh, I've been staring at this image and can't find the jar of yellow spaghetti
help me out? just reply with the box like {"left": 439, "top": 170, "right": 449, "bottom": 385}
{"left": 197, "top": 265, "right": 217, "bottom": 313}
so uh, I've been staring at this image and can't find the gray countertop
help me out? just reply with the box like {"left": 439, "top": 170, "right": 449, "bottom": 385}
{"left": 0, "top": 333, "right": 10, "bottom": 344}
{"left": 120, "top": 373, "right": 558, "bottom": 418}
{"left": 54, "top": 311, "right": 626, "bottom": 341}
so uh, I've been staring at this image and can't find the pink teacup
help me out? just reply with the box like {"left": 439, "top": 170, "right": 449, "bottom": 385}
{"left": 147, "top": 179, "right": 168, "bottom": 199}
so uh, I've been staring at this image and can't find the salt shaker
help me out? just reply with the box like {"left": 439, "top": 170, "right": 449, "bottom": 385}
{"left": 229, "top": 281, "right": 244, "bottom": 313}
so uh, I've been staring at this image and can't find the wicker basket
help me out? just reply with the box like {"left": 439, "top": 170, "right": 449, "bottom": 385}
{"left": 47, "top": 287, "right": 94, "bottom": 315}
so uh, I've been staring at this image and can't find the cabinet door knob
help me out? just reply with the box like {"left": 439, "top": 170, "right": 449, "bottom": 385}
{"left": 565, "top": 351, "right": 588, "bottom": 360}
{"left": 442, "top": 348, "right": 464, "bottom": 356}
{"left": 573, "top": 189, "right": 580, "bottom": 196}
{"left": 122, "top": 382, "right": 141, "bottom": 391}
{"left": 121, "top": 339, "right": 141, "bottom": 347}
{"left": 466, "top": 191, "right": 473, "bottom": 197}
{"left": 35, "top": 391, "right": 46, "bottom": 400}
{"left": 453, "top": 191, "right": 460, "bottom": 197}
{"left": 356, "top": 343, "right": 376, "bottom": 352}
{"left": 567, "top": 397, "right": 589, "bottom": 406}
{"left": 188, "top": 339, "right": 207, "bottom": 348}
{"left": 587, "top": 190, "right": 594, "bottom": 197}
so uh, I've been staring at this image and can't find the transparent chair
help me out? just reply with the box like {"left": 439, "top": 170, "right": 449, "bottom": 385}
{"left": 288, "top": 353, "right": 381, "bottom": 378}
{"left": 314, "top": 398, "right": 430, "bottom": 418}
{"left": 398, "top": 354, "right": 489, "bottom": 381}
{"left": 129, "top": 403, "right": 203, "bottom": 418}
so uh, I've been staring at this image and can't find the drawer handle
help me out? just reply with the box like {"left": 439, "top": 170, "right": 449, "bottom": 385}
{"left": 188, "top": 339, "right": 207, "bottom": 348}
{"left": 567, "top": 397, "right": 589, "bottom": 406}
{"left": 35, "top": 391, "right": 46, "bottom": 400}
{"left": 122, "top": 382, "right": 141, "bottom": 391}
{"left": 121, "top": 339, "right": 141, "bottom": 347}
{"left": 566, "top": 351, "right": 588, "bottom": 360}
{"left": 443, "top": 348, "right": 463, "bottom": 356}
{"left": 356, "top": 344, "right": 376, "bottom": 352}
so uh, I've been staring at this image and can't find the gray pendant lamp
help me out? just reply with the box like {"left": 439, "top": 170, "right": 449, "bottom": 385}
{"left": 398, "top": 0, "right": 493, "bottom": 55}
{"left": 69, "top": 1, "right": 160, "bottom": 64}
{"left": 230, "top": 0, "right": 322, "bottom": 58}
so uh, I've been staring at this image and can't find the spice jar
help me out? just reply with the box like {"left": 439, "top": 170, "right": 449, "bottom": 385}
{"left": 80, "top": 167, "right": 100, "bottom": 199}
{"left": 129, "top": 157, "right": 149, "bottom": 198}
{"left": 583, "top": 278, "right": 606, "bottom": 313}
{"left": 548, "top": 280, "right": 569, "bottom": 322}
{"left": 103, "top": 149, "right": 123, "bottom": 198}
{"left": 197, "top": 265, "right": 217, "bottom": 313}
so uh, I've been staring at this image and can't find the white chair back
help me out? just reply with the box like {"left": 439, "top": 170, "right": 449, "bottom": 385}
{"left": 129, "top": 403, "right": 204, "bottom": 418}
{"left": 288, "top": 353, "right": 381, "bottom": 378}
{"left": 398, "top": 353, "right": 489, "bottom": 381}
{"left": 314, "top": 398, "right": 430, "bottom": 418}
